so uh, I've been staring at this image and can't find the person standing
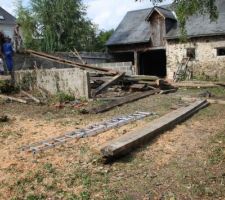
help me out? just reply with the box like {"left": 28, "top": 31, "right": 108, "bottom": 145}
{"left": 2, "top": 37, "right": 14, "bottom": 84}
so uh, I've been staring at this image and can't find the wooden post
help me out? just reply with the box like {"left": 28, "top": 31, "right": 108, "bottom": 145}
{"left": 134, "top": 51, "right": 140, "bottom": 75}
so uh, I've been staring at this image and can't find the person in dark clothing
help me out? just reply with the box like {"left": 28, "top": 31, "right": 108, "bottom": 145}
{"left": 2, "top": 37, "right": 14, "bottom": 84}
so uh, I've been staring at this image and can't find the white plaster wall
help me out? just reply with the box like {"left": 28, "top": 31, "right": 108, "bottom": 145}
{"left": 15, "top": 68, "right": 90, "bottom": 99}
{"left": 0, "top": 24, "right": 14, "bottom": 39}
{"left": 166, "top": 36, "right": 225, "bottom": 80}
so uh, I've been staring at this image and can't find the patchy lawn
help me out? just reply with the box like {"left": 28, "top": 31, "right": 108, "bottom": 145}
{"left": 0, "top": 88, "right": 224, "bottom": 200}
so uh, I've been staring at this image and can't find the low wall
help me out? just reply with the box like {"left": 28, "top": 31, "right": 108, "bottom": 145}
{"left": 92, "top": 62, "right": 134, "bottom": 75}
{"left": 15, "top": 68, "right": 90, "bottom": 98}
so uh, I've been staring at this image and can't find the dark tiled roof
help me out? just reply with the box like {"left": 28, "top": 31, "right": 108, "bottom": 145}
{"left": 0, "top": 7, "right": 16, "bottom": 25}
{"left": 166, "top": 0, "right": 225, "bottom": 39}
{"left": 106, "top": 8, "right": 152, "bottom": 46}
{"left": 107, "top": 0, "right": 225, "bottom": 46}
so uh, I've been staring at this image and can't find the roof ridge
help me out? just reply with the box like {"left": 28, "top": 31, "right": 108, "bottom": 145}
{"left": 154, "top": 5, "right": 173, "bottom": 12}
{"left": 127, "top": 7, "right": 152, "bottom": 13}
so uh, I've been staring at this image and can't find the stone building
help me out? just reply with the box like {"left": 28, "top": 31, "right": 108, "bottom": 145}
{"left": 0, "top": 7, "right": 16, "bottom": 40}
{"left": 106, "top": 0, "right": 225, "bottom": 81}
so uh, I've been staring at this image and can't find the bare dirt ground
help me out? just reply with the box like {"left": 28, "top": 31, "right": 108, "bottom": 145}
{"left": 0, "top": 88, "right": 224, "bottom": 200}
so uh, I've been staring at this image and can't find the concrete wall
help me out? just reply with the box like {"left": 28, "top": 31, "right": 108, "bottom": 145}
{"left": 92, "top": 62, "right": 134, "bottom": 75}
{"left": 15, "top": 68, "right": 90, "bottom": 99}
{"left": 166, "top": 36, "right": 225, "bottom": 81}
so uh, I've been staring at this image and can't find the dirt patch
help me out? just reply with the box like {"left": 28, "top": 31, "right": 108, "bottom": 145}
{"left": 0, "top": 88, "right": 224, "bottom": 199}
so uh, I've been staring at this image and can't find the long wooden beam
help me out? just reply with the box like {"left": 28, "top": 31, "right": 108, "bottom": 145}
{"left": 100, "top": 100, "right": 209, "bottom": 158}
{"left": 0, "top": 94, "right": 27, "bottom": 104}
{"left": 84, "top": 89, "right": 160, "bottom": 114}
{"left": 181, "top": 96, "right": 225, "bottom": 105}
{"left": 26, "top": 49, "right": 118, "bottom": 75}
{"left": 21, "top": 90, "right": 41, "bottom": 104}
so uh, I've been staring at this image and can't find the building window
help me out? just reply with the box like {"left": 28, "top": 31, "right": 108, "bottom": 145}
{"left": 0, "top": 15, "right": 4, "bottom": 20}
{"left": 186, "top": 48, "right": 196, "bottom": 60}
{"left": 217, "top": 48, "right": 225, "bottom": 56}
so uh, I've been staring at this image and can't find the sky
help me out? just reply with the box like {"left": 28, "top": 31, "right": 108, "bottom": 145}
{"left": 0, "top": 0, "right": 172, "bottom": 30}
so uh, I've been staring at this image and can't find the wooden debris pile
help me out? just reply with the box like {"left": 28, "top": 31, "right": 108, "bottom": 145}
{"left": 90, "top": 73, "right": 177, "bottom": 99}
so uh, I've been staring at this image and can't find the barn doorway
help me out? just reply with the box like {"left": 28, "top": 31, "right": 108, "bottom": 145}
{"left": 139, "top": 49, "right": 166, "bottom": 77}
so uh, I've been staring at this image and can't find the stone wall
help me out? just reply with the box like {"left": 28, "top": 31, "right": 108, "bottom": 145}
{"left": 15, "top": 68, "right": 90, "bottom": 99}
{"left": 166, "top": 36, "right": 225, "bottom": 81}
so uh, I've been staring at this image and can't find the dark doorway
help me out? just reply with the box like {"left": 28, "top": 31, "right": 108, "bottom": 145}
{"left": 139, "top": 49, "right": 166, "bottom": 77}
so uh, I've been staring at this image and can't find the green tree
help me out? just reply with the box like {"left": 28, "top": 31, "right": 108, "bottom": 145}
{"left": 95, "top": 29, "right": 114, "bottom": 52}
{"left": 16, "top": 0, "right": 98, "bottom": 52}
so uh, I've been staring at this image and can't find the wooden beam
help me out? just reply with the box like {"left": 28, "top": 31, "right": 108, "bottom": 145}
{"left": 0, "top": 75, "right": 11, "bottom": 81}
{"left": 126, "top": 75, "right": 159, "bottom": 81}
{"left": 181, "top": 96, "right": 225, "bottom": 105}
{"left": 21, "top": 90, "right": 41, "bottom": 104}
{"left": 0, "top": 94, "right": 27, "bottom": 104}
{"left": 92, "top": 72, "right": 125, "bottom": 96}
{"left": 71, "top": 48, "right": 86, "bottom": 64}
{"left": 100, "top": 100, "right": 209, "bottom": 158}
{"left": 173, "top": 82, "right": 219, "bottom": 88}
{"left": 84, "top": 89, "right": 160, "bottom": 114}
{"left": 26, "top": 49, "right": 118, "bottom": 75}
{"left": 134, "top": 51, "right": 139, "bottom": 75}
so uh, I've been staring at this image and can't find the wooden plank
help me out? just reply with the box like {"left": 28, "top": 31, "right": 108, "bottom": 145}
{"left": 0, "top": 75, "right": 11, "bottom": 81}
{"left": 181, "top": 96, "right": 225, "bottom": 105}
{"left": 26, "top": 49, "right": 118, "bottom": 75}
{"left": 126, "top": 75, "right": 159, "bottom": 81}
{"left": 130, "top": 83, "right": 146, "bottom": 90}
{"left": 90, "top": 76, "right": 112, "bottom": 82}
{"left": 21, "top": 90, "right": 41, "bottom": 104}
{"left": 71, "top": 48, "right": 86, "bottom": 64}
{"left": 100, "top": 100, "right": 209, "bottom": 158}
{"left": 160, "top": 88, "right": 178, "bottom": 94}
{"left": 92, "top": 72, "right": 125, "bottom": 96}
{"left": 173, "top": 82, "right": 218, "bottom": 88}
{"left": 84, "top": 89, "right": 160, "bottom": 114}
{"left": 0, "top": 94, "right": 27, "bottom": 104}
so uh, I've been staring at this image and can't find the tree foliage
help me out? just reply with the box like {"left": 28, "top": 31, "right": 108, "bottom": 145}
{"left": 16, "top": 0, "right": 99, "bottom": 52}
{"left": 95, "top": 29, "right": 114, "bottom": 52}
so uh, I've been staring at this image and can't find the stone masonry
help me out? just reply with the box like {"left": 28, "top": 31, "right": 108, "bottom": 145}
{"left": 166, "top": 36, "right": 225, "bottom": 81}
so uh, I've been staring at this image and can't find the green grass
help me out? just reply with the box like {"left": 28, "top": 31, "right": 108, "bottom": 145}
{"left": 208, "top": 128, "right": 225, "bottom": 165}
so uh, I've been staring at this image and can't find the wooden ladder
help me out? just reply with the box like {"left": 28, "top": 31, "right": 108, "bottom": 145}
{"left": 174, "top": 57, "right": 191, "bottom": 82}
